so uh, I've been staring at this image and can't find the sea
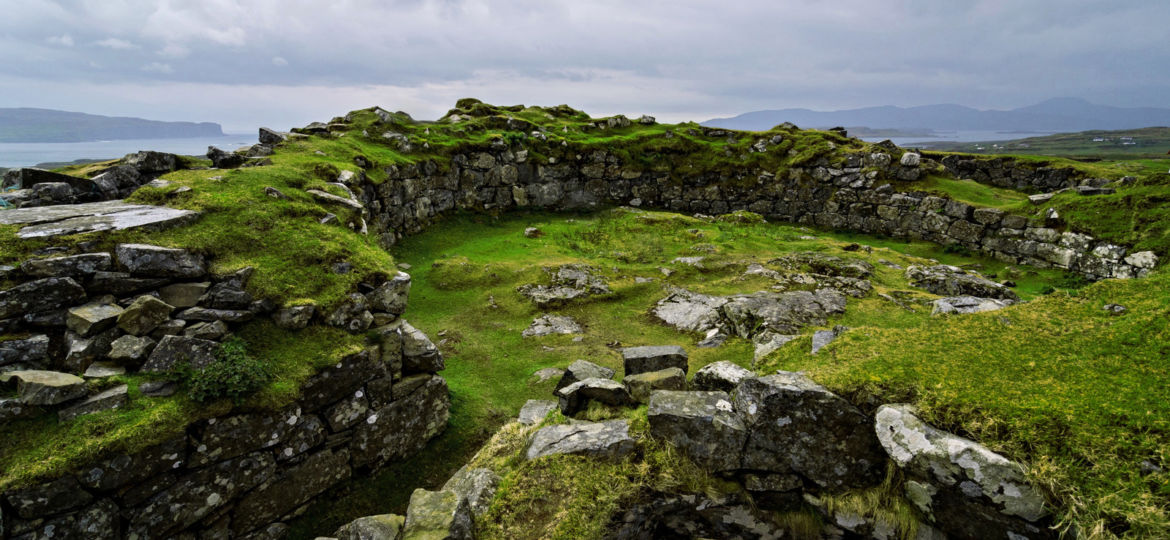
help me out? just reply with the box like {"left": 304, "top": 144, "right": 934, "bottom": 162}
{"left": 0, "top": 135, "right": 255, "bottom": 169}
{"left": 858, "top": 130, "right": 1054, "bottom": 149}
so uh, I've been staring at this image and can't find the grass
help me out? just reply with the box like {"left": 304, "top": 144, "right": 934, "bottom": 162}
{"left": 925, "top": 127, "right": 1170, "bottom": 159}
{"left": 916, "top": 174, "right": 1030, "bottom": 211}
{"left": 1049, "top": 173, "right": 1170, "bottom": 256}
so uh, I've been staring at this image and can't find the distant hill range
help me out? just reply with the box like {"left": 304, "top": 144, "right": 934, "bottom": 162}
{"left": 0, "top": 108, "right": 223, "bottom": 143}
{"left": 703, "top": 98, "right": 1170, "bottom": 133}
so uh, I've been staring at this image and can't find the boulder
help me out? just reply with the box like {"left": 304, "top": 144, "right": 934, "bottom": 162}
{"left": 557, "top": 377, "right": 635, "bottom": 415}
{"left": 906, "top": 265, "right": 1019, "bottom": 301}
{"left": 1, "top": 370, "right": 88, "bottom": 405}
{"left": 526, "top": 419, "right": 636, "bottom": 460}
{"left": 932, "top": 296, "right": 1014, "bottom": 315}
{"left": 0, "top": 276, "right": 86, "bottom": 319}
{"left": 20, "top": 252, "right": 112, "bottom": 278}
{"left": 651, "top": 288, "right": 728, "bottom": 334}
{"left": 125, "top": 150, "right": 180, "bottom": 173}
{"left": 66, "top": 299, "right": 125, "bottom": 337}
{"left": 647, "top": 390, "right": 747, "bottom": 472}
{"left": 621, "top": 345, "right": 688, "bottom": 376}
{"left": 518, "top": 399, "right": 557, "bottom": 425}
{"left": 443, "top": 465, "right": 501, "bottom": 517}
{"left": 58, "top": 384, "right": 129, "bottom": 421}
{"left": 141, "top": 335, "right": 221, "bottom": 373}
{"left": 517, "top": 264, "right": 610, "bottom": 308}
{"left": 692, "top": 361, "right": 754, "bottom": 392}
{"left": 875, "top": 405, "right": 1053, "bottom": 539}
{"left": 334, "top": 514, "right": 405, "bottom": 540}
{"left": 207, "top": 145, "right": 246, "bottom": 168}
{"left": 259, "top": 127, "right": 287, "bottom": 145}
{"left": 900, "top": 152, "right": 921, "bottom": 167}
{"left": 403, "top": 489, "right": 474, "bottom": 540}
{"left": 522, "top": 314, "right": 582, "bottom": 337}
{"left": 184, "top": 320, "right": 229, "bottom": 340}
{"left": 720, "top": 290, "right": 847, "bottom": 338}
{"left": 118, "top": 295, "right": 175, "bottom": 336}
{"left": 554, "top": 359, "right": 615, "bottom": 392}
{"left": 733, "top": 373, "right": 886, "bottom": 490}
{"left": 623, "top": 367, "right": 686, "bottom": 402}
{"left": 116, "top": 243, "right": 206, "bottom": 278}
{"left": 367, "top": 271, "right": 411, "bottom": 314}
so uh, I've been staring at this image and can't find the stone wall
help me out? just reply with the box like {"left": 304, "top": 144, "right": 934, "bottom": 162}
{"left": 1, "top": 151, "right": 183, "bottom": 209}
{"left": 341, "top": 145, "right": 1155, "bottom": 280}
{"left": 934, "top": 153, "right": 1093, "bottom": 192}
{"left": 1, "top": 245, "right": 450, "bottom": 539}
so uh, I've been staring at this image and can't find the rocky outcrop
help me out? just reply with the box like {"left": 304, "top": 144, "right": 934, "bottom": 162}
{"left": 517, "top": 264, "right": 611, "bottom": 308}
{"left": 0, "top": 200, "right": 199, "bottom": 239}
{"left": 938, "top": 154, "right": 1088, "bottom": 192}
{"left": 653, "top": 287, "right": 847, "bottom": 345}
{"left": 906, "top": 264, "right": 1019, "bottom": 301}
{"left": 1, "top": 151, "right": 186, "bottom": 209}
{"left": 647, "top": 390, "right": 747, "bottom": 472}
{"left": 932, "top": 296, "right": 1014, "bottom": 315}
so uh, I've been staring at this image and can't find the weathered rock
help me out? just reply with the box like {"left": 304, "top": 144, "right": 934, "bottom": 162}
{"left": 126, "top": 150, "right": 180, "bottom": 173}
{"left": 0, "top": 334, "right": 50, "bottom": 367}
{"left": 328, "top": 293, "right": 375, "bottom": 333}
{"left": 1, "top": 369, "right": 87, "bottom": 405}
{"left": 88, "top": 270, "right": 170, "bottom": 296}
{"left": 1124, "top": 250, "right": 1158, "bottom": 269}
{"left": 392, "top": 373, "right": 433, "bottom": 400}
{"left": 233, "top": 449, "right": 352, "bottom": 535}
{"left": 517, "top": 264, "right": 610, "bottom": 307}
{"left": 692, "top": 360, "right": 754, "bottom": 392}
{"left": 518, "top": 399, "right": 558, "bottom": 425}
{"left": 107, "top": 334, "right": 156, "bottom": 364}
{"left": 117, "top": 295, "right": 174, "bottom": 336}
{"left": 721, "top": 289, "right": 848, "bottom": 338}
{"left": 875, "top": 405, "right": 1053, "bottom": 539}
{"left": 367, "top": 271, "right": 411, "bottom": 315}
{"left": 184, "top": 319, "right": 229, "bottom": 340}
{"left": 141, "top": 335, "right": 221, "bottom": 373}
{"left": 116, "top": 243, "right": 207, "bottom": 278}
{"left": 623, "top": 367, "right": 686, "bottom": 402}
{"left": 177, "top": 306, "right": 255, "bottom": 323}
{"left": 20, "top": 252, "right": 112, "bottom": 278}
{"left": 554, "top": 359, "right": 615, "bottom": 392}
{"left": 4, "top": 476, "right": 94, "bottom": 519}
{"left": 77, "top": 436, "right": 186, "bottom": 491}
{"left": 404, "top": 488, "right": 474, "bottom": 540}
{"left": 83, "top": 361, "right": 126, "bottom": 378}
{"left": 351, "top": 375, "right": 450, "bottom": 468}
{"left": 526, "top": 419, "right": 636, "bottom": 460}
{"left": 522, "top": 314, "right": 582, "bottom": 337}
{"left": 906, "top": 265, "right": 1019, "bottom": 301}
{"left": 400, "top": 320, "right": 444, "bottom": 373}
{"left": 524, "top": 226, "right": 542, "bottom": 238}
{"left": 811, "top": 325, "right": 848, "bottom": 355}
{"left": 621, "top": 345, "right": 688, "bottom": 376}
{"left": 58, "top": 384, "right": 129, "bottom": 421}
{"left": 66, "top": 299, "right": 124, "bottom": 337}
{"left": 443, "top": 465, "right": 500, "bottom": 518}
{"left": 557, "top": 377, "right": 635, "bottom": 415}
{"left": 651, "top": 288, "right": 728, "bottom": 334}
{"left": 0, "top": 200, "right": 198, "bottom": 238}
{"left": 733, "top": 373, "right": 886, "bottom": 489}
{"left": 334, "top": 514, "right": 405, "bottom": 540}
{"left": 0, "top": 277, "right": 86, "bottom": 319}
{"left": 139, "top": 379, "right": 177, "bottom": 397}
{"left": 128, "top": 452, "right": 276, "bottom": 537}
{"left": 259, "top": 127, "right": 287, "bottom": 145}
{"left": 609, "top": 490, "right": 784, "bottom": 540}
{"left": 742, "top": 472, "right": 804, "bottom": 510}
{"left": 158, "top": 281, "right": 211, "bottom": 308}
{"left": 274, "top": 304, "right": 316, "bottom": 329}
{"left": 207, "top": 145, "right": 246, "bottom": 168}
{"left": 648, "top": 390, "right": 747, "bottom": 471}
{"left": 16, "top": 498, "right": 120, "bottom": 539}
{"left": 932, "top": 296, "right": 1014, "bottom": 315}
{"left": 61, "top": 327, "right": 119, "bottom": 372}
{"left": 202, "top": 271, "right": 254, "bottom": 309}
{"left": 900, "top": 152, "right": 921, "bottom": 167}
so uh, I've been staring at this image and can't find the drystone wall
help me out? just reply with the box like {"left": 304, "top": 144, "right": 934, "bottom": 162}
{"left": 0, "top": 245, "right": 450, "bottom": 539}
{"left": 934, "top": 153, "right": 1094, "bottom": 192}
{"left": 338, "top": 145, "right": 1155, "bottom": 280}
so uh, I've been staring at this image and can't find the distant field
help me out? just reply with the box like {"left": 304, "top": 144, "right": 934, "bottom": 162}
{"left": 926, "top": 127, "right": 1170, "bottom": 159}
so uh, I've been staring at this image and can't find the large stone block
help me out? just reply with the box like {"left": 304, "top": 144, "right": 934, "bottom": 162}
{"left": 621, "top": 345, "right": 688, "bottom": 376}
{"left": 0, "top": 277, "right": 86, "bottom": 319}
{"left": 526, "top": 419, "right": 636, "bottom": 460}
{"left": 141, "top": 335, "right": 220, "bottom": 373}
{"left": 648, "top": 390, "right": 747, "bottom": 472}
{"left": 403, "top": 489, "right": 474, "bottom": 540}
{"left": 116, "top": 243, "right": 207, "bottom": 278}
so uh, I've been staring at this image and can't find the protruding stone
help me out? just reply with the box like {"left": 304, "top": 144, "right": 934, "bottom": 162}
{"left": 108, "top": 334, "right": 157, "bottom": 364}
{"left": 692, "top": 361, "right": 754, "bottom": 392}
{"left": 0, "top": 277, "right": 86, "bottom": 319}
{"left": 401, "top": 320, "right": 443, "bottom": 373}
{"left": 932, "top": 296, "right": 1014, "bottom": 315}
{"left": 623, "top": 367, "right": 686, "bottom": 402}
{"left": 158, "top": 282, "right": 211, "bottom": 308}
{"left": 1, "top": 370, "right": 87, "bottom": 406}
{"left": 116, "top": 243, "right": 207, "bottom": 278}
{"left": 259, "top": 127, "right": 287, "bottom": 145}
{"left": 0, "top": 334, "right": 50, "bottom": 367}
{"left": 811, "top": 325, "right": 848, "bottom": 355}
{"left": 442, "top": 465, "right": 500, "bottom": 517}
{"left": 274, "top": 304, "right": 316, "bottom": 329}
{"left": 526, "top": 419, "right": 635, "bottom": 460}
{"left": 404, "top": 489, "right": 474, "bottom": 540}
{"left": 621, "top": 345, "right": 688, "bottom": 375}
{"left": 118, "top": 295, "right": 174, "bottom": 336}
{"left": 557, "top": 377, "right": 635, "bottom": 415}
{"left": 83, "top": 361, "right": 126, "bottom": 378}
{"left": 66, "top": 299, "right": 125, "bottom": 337}
{"left": 367, "top": 272, "right": 411, "bottom": 315}
{"left": 58, "top": 384, "right": 129, "bottom": 421}
{"left": 518, "top": 399, "right": 557, "bottom": 425}
{"left": 20, "top": 252, "right": 112, "bottom": 278}
{"left": 141, "top": 335, "right": 221, "bottom": 373}
{"left": 522, "top": 313, "right": 582, "bottom": 337}
{"left": 555, "top": 359, "right": 615, "bottom": 392}
{"left": 648, "top": 390, "right": 747, "bottom": 472}
{"left": 3, "top": 476, "right": 93, "bottom": 519}
{"left": 334, "top": 514, "right": 405, "bottom": 540}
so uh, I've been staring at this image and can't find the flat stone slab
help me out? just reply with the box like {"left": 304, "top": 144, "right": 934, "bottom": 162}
{"left": 59, "top": 384, "right": 129, "bottom": 422}
{"left": 1, "top": 370, "right": 88, "bottom": 406}
{"left": 526, "top": 419, "right": 635, "bottom": 460}
{"left": 932, "top": 296, "right": 1014, "bottom": 315}
{"left": 518, "top": 399, "right": 557, "bottom": 425}
{"left": 0, "top": 200, "right": 198, "bottom": 239}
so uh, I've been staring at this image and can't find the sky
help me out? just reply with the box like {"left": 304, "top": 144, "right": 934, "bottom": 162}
{"left": 1, "top": 0, "right": 1168, "bottom": 132}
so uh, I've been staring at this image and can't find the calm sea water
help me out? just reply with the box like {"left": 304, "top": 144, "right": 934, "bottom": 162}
{"left": 859, "top": 130, "right": 1054, "bottom": 148}
{"left": 0, "top": 135, "right": 255, "bottom": 168}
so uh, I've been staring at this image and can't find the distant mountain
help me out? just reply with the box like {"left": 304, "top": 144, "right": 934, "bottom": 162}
{"left": 703, "top": 98, "right": 1170, "bottom": 133}
{"left": 0, "top": 108, "right": 223, "bottom": 143}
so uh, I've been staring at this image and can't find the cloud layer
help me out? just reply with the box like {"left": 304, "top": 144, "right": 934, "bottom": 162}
{"left": 2, "top": 0, "right": 1167, "bottom": 131}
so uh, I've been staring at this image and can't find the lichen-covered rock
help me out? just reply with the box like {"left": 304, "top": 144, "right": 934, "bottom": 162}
{"left": 77, "top": 436, "right": 186, "bottom": 491}
{"left": 733, "top": 372, "right": 886, "bottom": 490}
{"left": 1, "top": 369, "right": 87, "bottom": 405}
{"left": 299, "top": 349, "right": 388, "bottom": 412}
{"left": 66, "top": 299, "right": 124, "bottom": 337}
{"left": 623, "top": 367, "right": 686, "bottom": 402}
{"left": 404, "top": 488, "right": 474, "bottom": 540}
{"left": 274, "top": 304, "right": 316, "bottom": 329}
{"left": 351, "top": 375, "right": 450, "bottom": 468}
{"left": 3, "top": 476, "right": 93, "bottom": 519}
{"left": 141, "top": 335, "right": 221, "bottom": 373}
{"left": 648, "top": 390, "right": 747, "bottom": 472}
{"left": 518, "top": 399, "right": 557, "bottom": 425}
{"left": 554, "top": 359, "right": 615, "bottom": 392}
{"left": 116, "top": 243, "right": 207, "bottom": 278}
{"left": 557, "top": 377, "right": 635, "bottom": 415}
{"left": 526, "top": 419, "right": 636, "bottom": 460}
{"left": 651, "top": 288, "right": 728, "bottom": 334}
{"left": 932, "top": 296, "right": 1014, "bottom": 315}
{"left": 906, "top": 265, "right": 1019, "bottom": 301}
{"left": 117, "top": 295, "right": 174, "bottom": 336}
{"left": 720, "top": 289, "right": 847, "bottom": 338}
{"left": 63, "top": 327, "right": 119, "bottom": 372}
{"left": 609, "top": 490, "right": 785, "bottom": 540}
{"left": 20, "top": 252, "right": 112, "bottom": 278}
{"left": 328, "top": 293, "right": 375, "bottom": 333}
{"left": 442, "top": 465, "right": 500, "bottom": 518}
{"left": 16, "top": 498, "right": 120, "bottom": 540}
{"left": 400, "top": 319, "right": 444, "bottom": 374}
{"left": 232, "top": 449, "right": 352, "bottom": 535}
{"left": 811, "top": 325, "right": 848, "bottom": 355}
{"left": 692, "top": 360, "right": 754, "bottom": 392}
{"left": 128, "top": 452, "right": 276, "bottom": 537}
{"left": 0, "top": 334, "right": 50, "bottom": 368}
{"left": 517, "top": 264, "right": 610, "bottom": 308}
{"left": 874, "top": 404, "right": 1053, "bottom": 539}
{"left": 0, "top": 277, "right": 86, "bottom": 319}
{"left": 58, "top": 384, "right": 128, "bottom": 421}
{"left": 107, "top": 334, "right": 156, "bottom": 364}
{"left": 334, "top": 513, "right": 405, "bottom": 540}
{"left": 367, "top": 271, "right": 411, "bottom": 315}
{"left": 522, "top": 313, "right": 582, "bottom": 337}
{"left": 621, "top": 345, "right": 688, "bottom": 376}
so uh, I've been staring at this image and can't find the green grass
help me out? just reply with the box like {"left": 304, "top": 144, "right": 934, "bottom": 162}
{"left": 916, "top": 174, "right": 1031, "bottom": 211}
{"left": 926, "top": 128, "right": 1170, "bottom": 159}
{"left": 1049, "top": 173, "right": 1170, "bottom": 256}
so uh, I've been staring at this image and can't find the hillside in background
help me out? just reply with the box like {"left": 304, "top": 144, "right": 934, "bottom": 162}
{"left": 922, "top": 127, "right": 1170, "bottom": 159}
{"left": 705, "top": 97, "right": 1170, "bottom": 133}
{"left": 0, "top": 108, "right": 223, "bottom": 143}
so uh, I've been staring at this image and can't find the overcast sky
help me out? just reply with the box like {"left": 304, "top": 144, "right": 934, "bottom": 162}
{"left": 2, "top": 0, "right": 1167, "bottom": 132}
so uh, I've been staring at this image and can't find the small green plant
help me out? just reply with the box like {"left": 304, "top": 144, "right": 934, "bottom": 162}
{"left": 184, "top": 338, "right": 273, "bottom": 404}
